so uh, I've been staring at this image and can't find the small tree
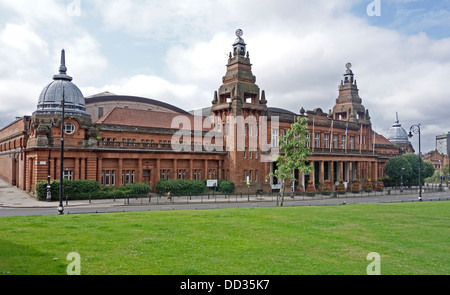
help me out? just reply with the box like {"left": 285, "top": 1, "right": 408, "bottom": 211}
{"left": 269, "top": 116, "right": 313, "bottom": 206}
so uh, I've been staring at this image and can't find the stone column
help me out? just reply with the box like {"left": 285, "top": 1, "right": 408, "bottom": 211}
{"left": 319, "top": 161, "right": 324, "bottom": 184}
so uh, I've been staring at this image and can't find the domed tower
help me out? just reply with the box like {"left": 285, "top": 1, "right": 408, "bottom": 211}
{"left": 30, "top": 49, "right": 94, "bottom": 147}
{"left": 34, "top": 49, "right": 89, "bottom": 117}
{"left": 387, "top": 112, "right": 412, "bottom": 153}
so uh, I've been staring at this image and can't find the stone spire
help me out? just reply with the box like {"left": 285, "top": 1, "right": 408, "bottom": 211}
{"left": 53, "top": 49, "right": 73, "bottom": 81}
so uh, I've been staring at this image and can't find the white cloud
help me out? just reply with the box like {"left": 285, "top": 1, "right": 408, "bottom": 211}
{"left": 51, "top": 32, "right": 108, "bottom": 85}
{"left": 0, "top": 23, "right": 49, "bottom": 78}
{"left": 0, "top": 0, "right": 68, "bottom": 25}
{"left": 83, "top": 74, "right": 204, "bottom": 111}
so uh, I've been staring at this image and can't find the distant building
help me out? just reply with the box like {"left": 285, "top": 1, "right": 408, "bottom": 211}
{"left": 423, "top": 133, "right": 450, "bottom": 175}
{"left": 436, "top": 132, "right": 450, "bottom": 156}
{"left": 386, "top": 113, "right": 414, "bottom": 154}
{"left": 0, "top": 31, "right": 403, "bottom": 194}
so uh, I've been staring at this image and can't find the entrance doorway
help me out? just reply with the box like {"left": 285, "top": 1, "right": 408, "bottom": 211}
{"left": 143, "top": 170, "right": 151, "bottom": 184}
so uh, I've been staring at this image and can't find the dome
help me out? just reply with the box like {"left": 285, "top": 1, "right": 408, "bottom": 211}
{"left": 387, "top": 116, "right": 409, "bottom": 144}
{"left": 34, "top": 49, "right": 89, "bottom": 117}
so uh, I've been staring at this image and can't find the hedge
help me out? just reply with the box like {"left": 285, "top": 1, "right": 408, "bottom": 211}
{"left": 36, "top": 180, "right": 151, "bottom": 201}
{"left": 36, "top": 179, "right": 101, "bottom": 201}
{"left": 156, "top": 179, "right": 235, "bottom": 195}
{"left": 156, "top": 179, "right": 205, "bottom": 195}
{"left": 217, "top": 180, "right": 235, "bottom": 193}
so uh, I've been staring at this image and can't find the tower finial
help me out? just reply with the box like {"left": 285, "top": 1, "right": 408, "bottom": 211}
{"left": 59, "top": 49, "right": 67, "bottom": 75}
{"left": 53, "top": 48, "right": 72, "bottom": 81}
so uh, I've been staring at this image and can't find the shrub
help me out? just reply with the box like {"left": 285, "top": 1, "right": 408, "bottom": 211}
{"left": 322, "top": 180, "right": 331, "bottom": 192}
{"left": 306, "top": 180, "right": 315, "bottom": 192}
{"left": 156, "top": 179, "right": 205, "bottom": 195}
{"left": 36, "top": 179, "right": 101, "bottom": 201}
{"left": 351, "top": 180, "right": 360, "bottom": 192}
{"left": 217, "top": 180, "right": 235, "bottom": 193}
{"left": 336, "top": 180, "right": 345, "bottom": 192}
{"left": 125, "top": 182, "right": 151, "bottom": 195}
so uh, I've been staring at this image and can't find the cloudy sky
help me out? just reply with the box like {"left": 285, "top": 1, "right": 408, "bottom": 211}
{"left": 0, "top": 0, "right": 449, "bottom": 153}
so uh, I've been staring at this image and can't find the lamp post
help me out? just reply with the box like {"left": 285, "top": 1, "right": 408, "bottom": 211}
{"left": 58, "top": 90, "right": 65, "bottom": 214}
{"left": 400, "top": 167, "right": 405, "bottom": 193}
{"left": 46, "top": 118, "right": 54, "bottom": 202}
{"left": 408, "top": 124, "right": 422, "bottom": 201}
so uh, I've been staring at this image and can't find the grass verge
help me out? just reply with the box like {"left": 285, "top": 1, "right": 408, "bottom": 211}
{"left": 0, "top": 202, "right": 449, "bottom": 275}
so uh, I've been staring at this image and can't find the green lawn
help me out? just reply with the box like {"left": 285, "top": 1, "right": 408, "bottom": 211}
{"left": 0, "top": 202, "right": 449, "bottom": 275}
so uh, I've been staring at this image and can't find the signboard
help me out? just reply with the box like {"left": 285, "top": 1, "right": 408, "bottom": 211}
{"left": 206, "top": 180, "right": 218, "bottom": 188}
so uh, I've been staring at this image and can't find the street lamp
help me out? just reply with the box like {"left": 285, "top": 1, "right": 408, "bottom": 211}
{"left": 58, "top": 90, "right": 65, "bottom": 215}
{"left": 400, "top": 167, "right": 405, "bottom": 193}
{"left": 46, "top": 118, "right": 54, "bottom": 202}
{"left": 408, "top": 124, "right": 422, "bottom": 201}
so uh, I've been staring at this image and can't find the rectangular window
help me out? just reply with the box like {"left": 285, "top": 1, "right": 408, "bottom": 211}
{"left": 349, "top": 136, "right": 354, "bottom": 149}
{"left": 98, "top": 106, "right": 104, "bottom": 118}
{"left": 122, "top": 170, "right": 135, "bottom": 185}
{"left": 105, "top": 170, "right": 110, "bottom": 185}
{"left": 63, "top": 170, "right": 73, "bottom": 181}
{"left": 333, "top": 134, "right": 338, "bottom": 148}
{"left": 101, "top": 170, "right": 115, "bottom": 186}
{"left": 271, "top": 128, "right": 279, "bottom": 147}
{"left": 315, "top": 133, "right": 320, "bottom": 148}
{"left": 341, "top": 135, "right": 346, "bottom": 149}
{"left": 324, "top": 134, "right": 329, "bottom": 148}
{"left": 255, "top": 170, "right": 258, "bottom": 182}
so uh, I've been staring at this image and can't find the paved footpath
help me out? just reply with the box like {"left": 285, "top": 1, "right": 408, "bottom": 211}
{"left": 1, "top": 177, "right": 449, "bottom": 216}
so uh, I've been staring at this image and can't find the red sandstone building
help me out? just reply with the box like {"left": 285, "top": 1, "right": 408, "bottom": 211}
{"left": 0, "top": 31, "right": 403, "bottom": 194}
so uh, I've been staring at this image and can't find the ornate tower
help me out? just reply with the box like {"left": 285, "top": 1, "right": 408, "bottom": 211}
{"left": 211, "top": 29, "right": 267, "bottom": 117}
{"left": 332, "top": 63, "right": 371, "bottom": 126}
{"left": 211, "top": 30, "right": 269, "bottom": 192}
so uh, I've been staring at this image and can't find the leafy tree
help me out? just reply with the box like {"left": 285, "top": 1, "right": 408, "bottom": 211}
{"left": 425, "top": 163, "right": 449, "bottom": 183}
{"left": 385, "top": 154, "right": 434, "bottom": 186}
{"left": 269, "top": 116, "right": 313, "bottom": 206}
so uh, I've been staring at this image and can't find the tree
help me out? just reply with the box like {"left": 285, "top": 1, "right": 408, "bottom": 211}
{"left": 269, "top": 116, "right": 313, "bottom": 206}
{"left": 384, "top": 155, "right": 412, "bottom": 186}
{"left": 385, "top": 154, "right": 434, "bottom": 187}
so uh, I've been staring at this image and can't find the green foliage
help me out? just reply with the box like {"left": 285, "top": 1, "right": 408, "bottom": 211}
{"left": 425, "top": 164, "right": 449, "bottom": 183}
{"left": 36, "top": 179, "right": 101, "bottom": 201}
{"left": 156, "top": 179, "right": 205, "bottom": 195}
{"left": 269, "top": 116, "right": 313, "bottom": 206}
{"left": 385, "top": 154, "right": 435, "bottom": 186}
{"left": 217, "top": 180, "right": 235, "bottom": 193}
{"left": 36, "top": 180, "right": 150, "bottom": 200}
{"left": 125, "top": 182, "right": 151, "bottom": 195}
{"left": 1, "top": 202, "right": 449, "bottom": 274}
